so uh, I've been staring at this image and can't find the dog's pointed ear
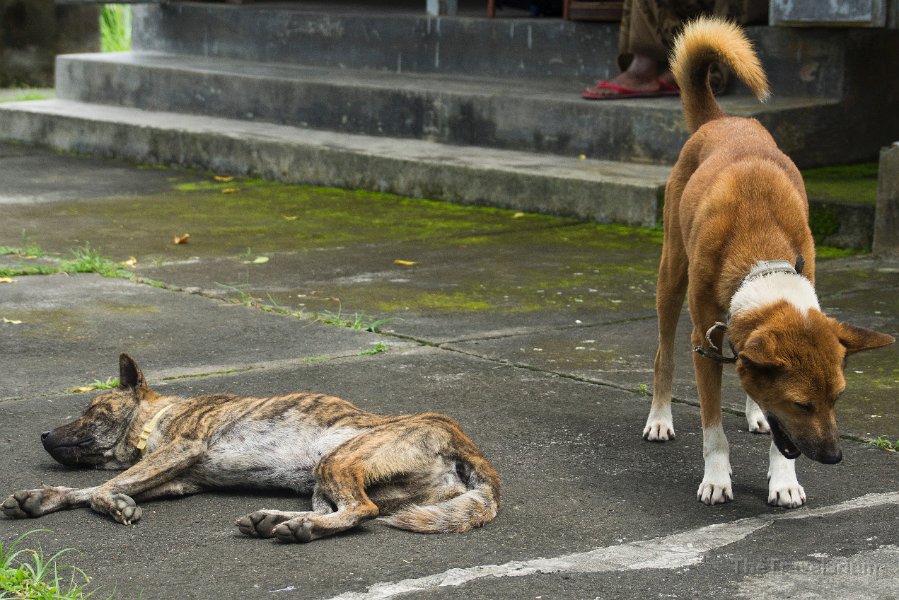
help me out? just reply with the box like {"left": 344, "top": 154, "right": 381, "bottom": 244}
{"left": 118, "top": 354, "right": 148, "bottom": 392}
{"left": 833, "top": 322, "right": 895, "bottom": 355}
{"left": 738, "top": 335, "right": 785, "bottom": 370}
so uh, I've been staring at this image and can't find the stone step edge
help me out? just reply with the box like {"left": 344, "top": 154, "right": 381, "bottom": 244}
{"left": 0, "top": 99, "right": 670, "bottom": 227}
{"left": 58, "top": 52, "right": 840, "bottom": 114}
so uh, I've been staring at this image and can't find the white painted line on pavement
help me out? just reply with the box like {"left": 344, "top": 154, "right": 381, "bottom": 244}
{"left": 320, "top": 491, "right": 899, "bottom": 600}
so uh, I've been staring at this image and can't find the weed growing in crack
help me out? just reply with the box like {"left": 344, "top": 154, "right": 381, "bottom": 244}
{"left": 359, "top": 343, "right": 388, "bottom": 356}
{"left": 872, "top": 435, "right": 898, "bottom": 452}
{"left": 66, "top": 377, "right": 120, "bottom": 394}
{"left": 0, "top": 231, "right": 45, "bottom": 258}
{"left": 0, "top": 530, "right": 101, "bottom": 599}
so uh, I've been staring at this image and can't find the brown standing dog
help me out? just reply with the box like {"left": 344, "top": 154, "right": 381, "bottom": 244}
{"left": 3, "top": 354, "right": 500, "bottom": 542}
{"left": 644, "top": 18, "right": 894, "bottom": 507}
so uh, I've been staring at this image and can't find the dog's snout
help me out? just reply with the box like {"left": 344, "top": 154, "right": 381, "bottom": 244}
{"left": 41, "top": 431, "right": 50, "bottom": 441}
{"left": 820, "top": 446, "right": 843, "bottom": 464}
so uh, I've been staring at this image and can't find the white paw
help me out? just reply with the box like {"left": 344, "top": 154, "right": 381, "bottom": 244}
{"left": 767, "top": 480, "right": 806, "bottom": 508}
{"left": 699, "top": 424, "right": 732, "bottom": 504}
{"left": 642, "top": 405, "right": 674, "bottom": 441}
{"left": 745, "top": 396, "right": 770, "bottom": 434}
{"left": 697, "top": 478, "right": 734, "bottom": 505}
{"left": 767, "top": 441, "right": 806, "bottom": 508}
{"left": 643, "top": 420, "right": 675, "bottom": 441}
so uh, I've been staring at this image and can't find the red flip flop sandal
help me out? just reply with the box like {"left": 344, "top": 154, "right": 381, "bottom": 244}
{"left": 582, "top": 79, "right": 680, "bottom": 100}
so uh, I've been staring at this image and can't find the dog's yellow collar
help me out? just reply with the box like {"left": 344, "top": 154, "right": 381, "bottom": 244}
{"left": 135, "top": 404, "right": 174, "bottom": 456}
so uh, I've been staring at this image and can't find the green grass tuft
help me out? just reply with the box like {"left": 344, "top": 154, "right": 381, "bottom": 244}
{"left": 0, "top": 231, "right": 45, "bottom": 258}
{"left": 359, "top": 343, "right": 388, "bottom": 356}
{"left": 100, "top": 5, "right": 132, "bottom": 53}
{"left": 872, "top": 435, "right": 899, "bottom": 452}
{"left": 61, "top": 244, "right": 130, "bottom": 278}
{"left": 0, "top": 530, "right": 99, "bottom": 599}
{"left": 66, "top": 377, "right": 120, "bottom": 394}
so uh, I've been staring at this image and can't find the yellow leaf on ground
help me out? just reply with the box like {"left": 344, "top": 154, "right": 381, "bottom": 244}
{"left": 70, "top": 386, "right": 94, "bottom": 393}
{"left": 393, "top": 259, "right": 417, "bottom": 267}
{"left": 282, "top": 215, "right": 298, "bottom": 221}
{"left": 512, "top": 212, "right": 526, "bottom": 219}
{"left": 121, "top": 256, "right": 138, "bottom": 267}
{"left": 222, "top": 188, "right": 239, "bottom": 194}
{"left": 214, "top": 175, "right": 234, "bottom": 182}
{"left": 0, "top": 277, "right": 14, "bottom": 283}
{"left": 174, "top": 233, "right": 190, "bottom": 245}
{"left": 2, "top": 317, "right": 23, "bottom": 324}
{"left": 241, "top": 256, "right": 270, "bottom": 264}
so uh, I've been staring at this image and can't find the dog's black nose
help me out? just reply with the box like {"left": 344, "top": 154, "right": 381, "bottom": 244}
{"left": 820, "top": 447, "right": 843, "bottom": 464}
{"left": 41, "top": 431, "right": 50, "bottom": 441}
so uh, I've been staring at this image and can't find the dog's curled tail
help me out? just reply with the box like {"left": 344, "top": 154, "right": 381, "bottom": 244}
{"left": 671, "top": 16, "right": 769, "bottom": 132}
{"left": 383, "top": 457, "right": 500, "bottom": 534}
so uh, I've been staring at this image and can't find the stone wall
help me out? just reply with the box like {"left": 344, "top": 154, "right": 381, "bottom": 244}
{"left": 0, "top": 0, "right": 98, "bottom": 87}
{"left": 873, "top": 143, "right": 899, "bottom": 256}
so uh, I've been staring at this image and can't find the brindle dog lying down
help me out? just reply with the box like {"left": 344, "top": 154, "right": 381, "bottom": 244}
{"left": 3, "top": 354, "right": 500, "bottom": 543}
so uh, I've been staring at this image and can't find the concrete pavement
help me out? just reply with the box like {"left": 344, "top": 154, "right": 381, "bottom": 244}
{"left": 0, "top": 145, "right": 897, "bottom": 599}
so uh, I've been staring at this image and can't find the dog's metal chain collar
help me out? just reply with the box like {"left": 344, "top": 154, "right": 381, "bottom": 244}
{"left": 693, "top": 255, "right": 804, "bottom": 365}
{"left": 695, "top": 321, "right": 738, "bottom": 363}
{"left": 135, "top": 404, "right": 174, "bottom": 456}
{"left": 740, "top": 257, "right": 803, "bottom": 286}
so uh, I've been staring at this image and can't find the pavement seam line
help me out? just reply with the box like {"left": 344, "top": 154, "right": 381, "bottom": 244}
{"left": 321, "top": 491, "right": 899, "bottom": 600}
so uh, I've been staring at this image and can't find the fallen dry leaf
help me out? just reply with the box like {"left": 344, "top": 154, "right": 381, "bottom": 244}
{"left": 174, "top": 233, "right": 190, "bottom": 245}
{"left": 2, "top": 317, "right": 23, "bottom": 325}
{"left": 121, "top": 256, "right": 138, "bottom": 267}
{"left": 282, "top": 215, "right": 298, "bottom": 221}
{"left": 0, "top": 277, "right": 15, "bottom": 283}
{"left": 222, "top": 188, "right": 239, "bottom": 194}
{"left": 69, "top": 386, "right": 94, "bottom": 394}
{"left": 213, "top": 175, "right": 234, "bottom": 183}
{"left": 512, "top": 212, "right": 526, "bottom": 219}
{"left": 393, "top": 259, "right": 417, "bottom": 267}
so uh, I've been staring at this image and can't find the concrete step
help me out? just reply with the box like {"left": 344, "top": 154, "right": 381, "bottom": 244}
{"left": 56, "top": 51, "right": 842, "bottom": 166}
{"left": 131, "top": 3, "right": 850, "bottom": 98}
{"left": 133, "top": 4, "right": 623, "bottom": 87}
{"left": 0, "top": 98, "right": 670, "bottom": 226}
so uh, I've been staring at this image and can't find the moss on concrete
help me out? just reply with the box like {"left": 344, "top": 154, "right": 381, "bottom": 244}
{"left": 802, "top": 162, "right": 878, "bottom": 206}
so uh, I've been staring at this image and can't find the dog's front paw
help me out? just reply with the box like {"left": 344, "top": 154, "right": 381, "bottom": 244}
{"left": 745, "top": 397, "right": 770, "bottom": 434}
{"left": 768, "top": 480, "right": 806, "bottom": 508}
{"left": 91, "top": 493, "right": 141, "bottom": 525}
{"left": 697, "top": 479, "right": 733, "bottom": 505}
{"left": 643, "top": 420, "right": 675, "bottom": 441}
{"left": 642, "top": 406, "right": 675, "bottom": 441}
{"left": 236, "top": 510, "right": 294, "bottom": 539}
{"left": 3, "top": 489, "right": 46, "bottom": 518}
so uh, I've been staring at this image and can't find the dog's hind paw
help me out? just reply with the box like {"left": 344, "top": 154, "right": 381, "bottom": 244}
{"left": 697, "top": 481, "right": 734, "bottom": 505}
{"left": 745, "top": 397, "right": 770, "bottom": 434}
{"left": 273, "top": 516, "right": 315, "bottom": 543}
{"left": 236, "top": 510, "right": 295, "bottom": 539}
{"left": 3, "top": 490, "right": 43, "bottom": 518}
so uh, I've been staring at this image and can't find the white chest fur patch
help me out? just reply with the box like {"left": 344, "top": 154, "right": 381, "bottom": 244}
{"left": 729, "top": 272, "right": 820, "bottom": 317}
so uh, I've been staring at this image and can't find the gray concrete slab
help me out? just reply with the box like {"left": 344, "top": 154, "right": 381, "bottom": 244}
{"left": 0, "top": 144, "right": 897, "bottom": 599}
{"left": 0, "top": 274, "right": 402, "bottom": 401}
{"left": 1, "top": 349, "right": 898, "bottom": 600}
